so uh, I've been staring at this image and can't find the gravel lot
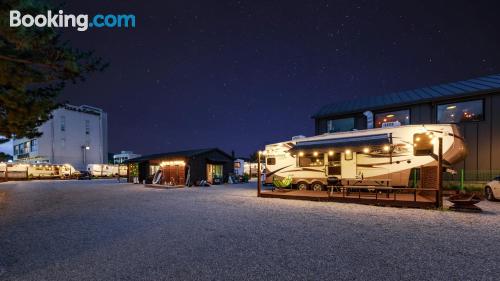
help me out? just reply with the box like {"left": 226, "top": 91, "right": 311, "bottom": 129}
{"left": 0, "top": 180, "right": 499, "bottom": 281}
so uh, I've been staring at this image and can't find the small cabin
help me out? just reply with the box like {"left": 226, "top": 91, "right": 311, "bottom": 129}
{"left": 124, "top": 148, "right": 234, "bottom": 186}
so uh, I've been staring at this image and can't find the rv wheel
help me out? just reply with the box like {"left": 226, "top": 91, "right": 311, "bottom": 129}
{"left": 297, "top": 182, "right": 309, "bottom": 190}
{"left": 311, "top": 183, "right": 323, "bottom": 191}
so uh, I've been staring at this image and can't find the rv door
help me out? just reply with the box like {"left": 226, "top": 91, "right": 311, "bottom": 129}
{"left": 341, "top": 151, "right": 357, "bottom": 179}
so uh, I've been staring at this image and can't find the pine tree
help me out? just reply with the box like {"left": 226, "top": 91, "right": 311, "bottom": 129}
{"left": 0, "top": 0, "right": 107, "bottom": 143}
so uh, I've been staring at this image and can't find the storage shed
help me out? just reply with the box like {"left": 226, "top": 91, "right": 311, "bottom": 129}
{"left": 124, "top": 148, "right": 234, "bottom": 186}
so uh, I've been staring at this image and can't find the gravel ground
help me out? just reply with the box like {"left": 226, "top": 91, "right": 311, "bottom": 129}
{"left": 0, "top": 179, "right": 499, "bottom": 281}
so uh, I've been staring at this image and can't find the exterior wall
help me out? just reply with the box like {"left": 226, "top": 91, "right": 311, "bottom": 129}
{"left": 314, "top": 92, "right": 500, "bottom": 173}
{"left": 12, "top": 105, "right": 108, "bottom": 170}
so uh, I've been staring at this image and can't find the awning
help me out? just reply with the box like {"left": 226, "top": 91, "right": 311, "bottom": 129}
{"left": 291, "top": 134, "right": 390, "bottom": 151}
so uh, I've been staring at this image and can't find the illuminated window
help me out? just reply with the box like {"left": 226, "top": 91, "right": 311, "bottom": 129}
{"left": 327, "top": 118, "right": 354, "bottom": 133}
{"left": 234, "top": 162, "right": 241, "bottom": 169}
{"left": 299, "top": 153, "right": 324, "bottom": 167}
{"left": 374, "top": 109, "right": 410, "bottom": 128}
{"left": 437, "top": 100, "right": 483, "bottom": 123}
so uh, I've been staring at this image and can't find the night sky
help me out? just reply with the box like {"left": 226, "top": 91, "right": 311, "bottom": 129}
{"left": 55, "top": 0, "right": 500, "bottom": 157}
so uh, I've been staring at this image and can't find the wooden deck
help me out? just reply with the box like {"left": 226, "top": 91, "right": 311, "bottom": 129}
{"left": 260, "top": 187, "right": 438, "bottom": 209}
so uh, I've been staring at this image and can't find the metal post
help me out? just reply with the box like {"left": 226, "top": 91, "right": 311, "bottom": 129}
{"left": 257, "top": 151, "right": 261, "bottom": 197}
{"left": 437, "top": 137, "right": 443, "bottom": 208}
{"left": 460, "top": 169, "right": 464, "bottom": 191}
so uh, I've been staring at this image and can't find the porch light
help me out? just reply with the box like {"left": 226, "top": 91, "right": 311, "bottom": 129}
{"left": 363, "top": 147, "right": 370, "bottom": 153}
{"left": 313, "top": 151, "right": 318, "bottom": 156}
{"left": 383, "top": 145, "right": 390, "bottom": 152}
{"left": 328, "top": 151, "right": 334, "bottom": 156}
{"left": 345, "top": 149, "right": 351, "bottom": 154}
{"left": 298, "top": 151, "right": 304, "bottom": 157}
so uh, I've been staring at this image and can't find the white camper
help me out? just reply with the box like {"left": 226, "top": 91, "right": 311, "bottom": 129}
{"left": 0, "top": 163, "right": 77, "bottom": 179}
{"left": 87, "top": 164, "right": 119, "bottom": 177}
{"left": 234, "top": 159, "right": 245, "bottom": 176}
{"left": 264, "top": 124, "right": 466, "bottom": 190}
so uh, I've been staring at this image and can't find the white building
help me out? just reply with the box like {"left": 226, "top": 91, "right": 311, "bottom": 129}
{"left": 12, "top": 104, "right": 108, "bottom": 170}
{"left": 113, "top": 151, "right": 141, "bottom": 164}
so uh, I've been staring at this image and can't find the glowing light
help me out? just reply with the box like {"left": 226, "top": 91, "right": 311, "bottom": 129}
{"left": 446, "top": 105, "right": 457, "bottom": 110}
{"left": 383, "top": 145, "right": 390, "bottom": 152}
{"left": 313, "top": 151, "right": 318, "bottom": 157}
{"left": 363, "top": 147, "right": 370, "bottom": 153}
{"left": 328, "top": 151, "right": 334, "bottom": 156}
{"left": 345, "top": 149, "right": 351, "bottom": 154}
{"left": 386, "top": 114, "right": 395, "bottom": 118}
{"left": 416, "top": 137, "right": 421, "bottom": 142}
{"left": 160, "top": 160, "right": 186, "bottom": 167}
{"left": 298, "top": 152, "right": 304, "bottom": 157}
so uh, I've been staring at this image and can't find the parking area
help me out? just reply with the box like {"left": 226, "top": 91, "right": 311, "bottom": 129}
{"left": 1, "top": 180, "right": 499, "bottom": 280}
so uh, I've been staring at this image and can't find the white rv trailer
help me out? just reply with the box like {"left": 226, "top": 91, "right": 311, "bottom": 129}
{"left": 0, "top": 163, "right": 78, "bottom": 179}
{"left": 264, "top": 124, "right": 466, "bottom": 190}
{"left": 234, "top": 159, "right": 245, "bottom": 176}
{"left": 86, "top": 164, "right": 128, "bottom": 177}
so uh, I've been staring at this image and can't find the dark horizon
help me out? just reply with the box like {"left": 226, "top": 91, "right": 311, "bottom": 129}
{"left": 53, "top": 0, "right": 500, "bottom": 157}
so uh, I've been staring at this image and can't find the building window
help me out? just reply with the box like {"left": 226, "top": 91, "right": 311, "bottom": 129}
{"left": 374, "top": 109, "right": 410, "bottom": 128}
{"left": 60, "top": 116, "right": 66, "bottom": 132}
{"left": 85, "top": 120, "right": 90, "bottom": 135}
{"left": 437, "top": 100, "right": 484, "bottom": 123}
{"left": 30, "top": 139, "right": 38, "bottom": 152}
{"left": 298, "top": 153, "right": 324, "bottom": 167}
{"left": 326, "top": 117, "right": 354, "bottom": 133}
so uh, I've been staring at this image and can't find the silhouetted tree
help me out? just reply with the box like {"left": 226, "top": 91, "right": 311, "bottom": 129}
{"left": 0, "top": 0, "right": 107, "bottom": 143}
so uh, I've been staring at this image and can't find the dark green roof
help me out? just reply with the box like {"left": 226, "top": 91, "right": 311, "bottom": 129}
{"left": 124, "top": 148, "right": 231, "bottom": 163}
{"left": 313, "top": 74, "right": 500, "bottom": 119}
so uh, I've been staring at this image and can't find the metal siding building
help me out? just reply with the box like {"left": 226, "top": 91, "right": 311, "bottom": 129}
{"left": 312, "top": 74, "right": 500, "bottom": 173}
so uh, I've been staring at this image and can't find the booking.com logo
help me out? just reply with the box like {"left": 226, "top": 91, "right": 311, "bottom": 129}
{"left": 9, "top": 10, "right": 136, "bottom": 31}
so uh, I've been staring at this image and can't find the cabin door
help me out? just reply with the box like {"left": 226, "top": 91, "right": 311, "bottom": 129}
{"left": 341, "top": 152, "right": 357, "bottom": 179}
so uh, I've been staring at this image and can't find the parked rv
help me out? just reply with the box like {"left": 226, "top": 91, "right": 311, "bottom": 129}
{"left": 0, "top": 163, "right": 78, "bottom": 179}
{"left": 86, "top": 164, "right": 128, "bottom": 177}
{"left": 264, "top": 124, "right": 466, "bottom": 190}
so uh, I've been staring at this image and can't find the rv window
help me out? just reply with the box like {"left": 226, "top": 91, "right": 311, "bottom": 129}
{"left": 374, "top": 109, "right": 410, "bottom": 128}
{"left": 437, "top": 100, "right": 483, "bottom": 123}
{"left": 266, "top": 158, "right": 276, "bottom": 165}
{"left": 299, "top": 153, "right": 324, "bottom": 167}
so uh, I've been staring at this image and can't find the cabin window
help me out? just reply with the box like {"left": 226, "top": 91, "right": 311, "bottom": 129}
{"left": 266, "top": 158, "right": 276, "bottom": 165}
{"left": 298, "top": 153, "right": 324, "bottom": 167}
{"left": 326, "top": 118, "right": 354, "bottom": 133}
{"left": 374, "top": 109, "right": 410, "bottom": 128}
{"left": 437, "top": 100, "right": 483, "bottom": 123}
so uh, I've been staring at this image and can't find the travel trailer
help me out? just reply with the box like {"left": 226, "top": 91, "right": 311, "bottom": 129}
{"left": 87, "top": 164, "right": 127, "bottom": 177}
{"left": 0, "top": 163, "right": 78, "bottom": 179}
{"left": 264, "top": 124, "right": 466, "bottom": 190}
{"left": 234, "top": 159, "right": 245, "bottom": 176}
